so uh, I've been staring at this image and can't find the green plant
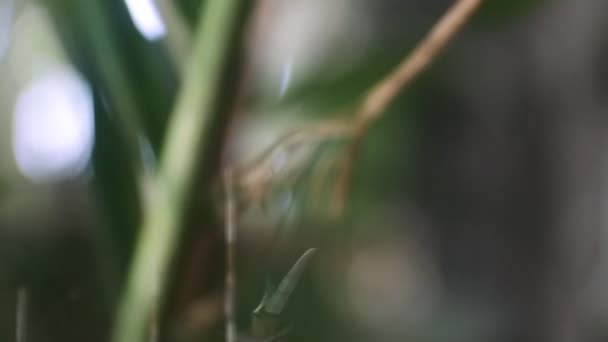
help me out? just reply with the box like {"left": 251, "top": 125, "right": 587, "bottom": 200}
{"left": 44, "top": 0, "right": 485, "bottom": 340}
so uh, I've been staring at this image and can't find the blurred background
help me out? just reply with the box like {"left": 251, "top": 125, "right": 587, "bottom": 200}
{"left": 1, "top": 0, "right": 608, "bottom": 341}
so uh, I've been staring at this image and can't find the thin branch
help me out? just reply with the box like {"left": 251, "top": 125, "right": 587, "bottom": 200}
{"left": 329, "top": 125, "right": 368, "bottom": 218}
{"left": 231, "top": 0, "right": 483, "bottom": 218}
{"left": 224, "top": 168, "right": 238, "bottom": 342}
{"left": 110, "top": 0, "right": 246, "bottom": 341}
{"left": 331, "top": 0, "right": 484, "bottom": 217}
{"left": 15, "top": 286, "right": 28, "bottom": 342}
{"left": 234, "top": 118, "right": 352, "bottom": 210}
{"left": 357, "top": 0, "right": 484, "bottom": 122}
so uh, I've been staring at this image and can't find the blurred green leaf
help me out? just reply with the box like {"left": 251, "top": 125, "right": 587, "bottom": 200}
{"left": 473, "top": 0, "right": 546, "bottom": 27}
{"left": 261, "top": 248, "right": 318, "bottom": 315}
{"left": 252, "top": 248, "right": 317, "bottom": 340}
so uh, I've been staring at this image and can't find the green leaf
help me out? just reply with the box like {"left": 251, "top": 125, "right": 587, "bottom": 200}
{"left": 473, "top": 0, "right": 546, "bottom": 28}
{"left": 263, "top": 248, "right": 318, "bottom": 315}
{"left": 253, "top": 280, "right": 277, "bottom": 315}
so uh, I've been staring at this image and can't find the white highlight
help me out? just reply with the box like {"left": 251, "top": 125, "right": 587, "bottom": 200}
{"left": 138, "top": 135, "right": 157, "bottom": 174}
{"left": 13, "top": 68, "right": 95, "bottom": 182}
{"left": 278, "top": 58, "right": 293, "bottom": 98}
{"left": 124, "top": 0, "right": 166, "bottom": 41}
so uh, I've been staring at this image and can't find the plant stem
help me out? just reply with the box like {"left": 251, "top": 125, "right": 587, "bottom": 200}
{"left": 359, "top": 0, "right": 484, "bottom": 122}
{"left": 331, "top": 0, "right": 484, "bottom": 216}
{"left": 16, "top": 286, "right": 28, "bottom": 342}
{"left": 110, "top": 0, "right": 244, "bottom": 341}
{"left": 76, "top": 1, "right": 146, "bottom": 167}
{"left": 224, "top": 169, "right": 237, "bottom": 342}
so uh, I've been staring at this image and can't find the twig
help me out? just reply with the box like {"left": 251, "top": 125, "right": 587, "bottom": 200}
{"left": 331, "top": 0, "right": 484, "bottom": 217}
{"left": 15, "top": 286, "right": 28, "bottom": 342}
{"left": 234, "top": 118, "right": 352, "bottom": 210}
{"left": 358, "top": 0, "right": 483, "bottom": 122}
{"left": 224, "top": 169, "right": 238, "bottom": 342}
{"left": 110, "top": 0, "right": 246, "bottom": 341}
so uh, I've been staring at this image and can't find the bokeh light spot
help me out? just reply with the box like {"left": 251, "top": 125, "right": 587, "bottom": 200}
{"left": 12, "top": 68, "right": 95, "bottom": 182}
{"left": 124, "top": 0, "right": 166, "bottom": 41}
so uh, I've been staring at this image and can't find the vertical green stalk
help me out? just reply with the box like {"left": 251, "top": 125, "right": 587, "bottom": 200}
{"left": 75, "top": 0, "right": 146, "bottom": 165}
{"left": 110, "top": 0, "right": 244, "bottom": 341}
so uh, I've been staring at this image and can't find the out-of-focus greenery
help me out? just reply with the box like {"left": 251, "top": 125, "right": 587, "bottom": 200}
{"left": 1, "top": 0, "right": 608, "bottom": 341}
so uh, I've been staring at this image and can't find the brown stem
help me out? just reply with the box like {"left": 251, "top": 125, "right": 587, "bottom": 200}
{"left": 331, "top": 0, "right": 484, "bottom": 217}
{"left": 358, "top": 0, "right": 484, "bottom": 122}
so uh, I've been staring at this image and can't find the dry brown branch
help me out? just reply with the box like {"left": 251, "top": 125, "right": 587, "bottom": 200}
{"left": 230, "top": 0, "right": 484, "bottom": 218}
{"left": 358, "top": 0, "right": 484, "bottom": 122}
{"left": 331, "top": 0, "right": 484, "bottom": 217}
{"left": 234, "top": 118, "right": 353, "bottom": 209}
{"left": 217, "top": 2, "right": 484, "bottom": 338}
